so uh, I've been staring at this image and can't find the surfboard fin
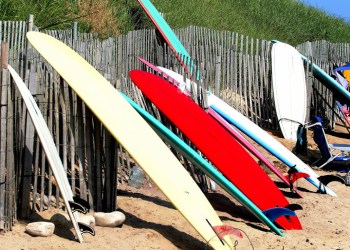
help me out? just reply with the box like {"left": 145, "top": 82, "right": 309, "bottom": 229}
{"left": 285, "top": 168, "right": 310, "bottom": 185}
{"left": 77, "top": 222, "right": 95, "bottom": 236}
{"left": 262, "top": 207, "right": 296, "bottom": 223}
{"left": 69, "top": 200, "right": 88, "bottom": 214}
{"left": 317, "top": 175, "right": 345, "bottom": 188}
{"left": 285, "top": 167, "right": 310, "bottom": 194}
{"left": 211, "top": 225, "right": 243, "bottom": 239}
{"left": 73, "top": 197, "right": 90, "bottom": 210}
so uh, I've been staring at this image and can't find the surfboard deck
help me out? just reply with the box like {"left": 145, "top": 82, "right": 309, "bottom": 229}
{"left": 121, "top": 93, "right": 284, "bottom": 236}
{"left": 27, "top": 31, "right": 233, "bottom": 250}
{"left": 7, "top": 65, "right": 92, "bottom": 242}
{"left": 271, "top": 42, "right": 307, "bottom": 141}
{"left": 130, "top": 70, "right": 302, "bottom": 230}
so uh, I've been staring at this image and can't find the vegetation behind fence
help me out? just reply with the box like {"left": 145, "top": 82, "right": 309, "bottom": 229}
{"left": 0, "top": 19, "right": 349, "bottom": 233}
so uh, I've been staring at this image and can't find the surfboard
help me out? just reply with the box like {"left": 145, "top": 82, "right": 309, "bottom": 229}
{"left": 130, "top": 70, "right": 302, "bottom": 230}
{"left": 27, "top": 31, "right": 233, "bottom": 250}
{"left": 137, "top": 0, "right": 198, "bottom": 76}
{"left": 138, "top": 0, "right": 189, "bottom": 58}
{"left": 152, "top": 63, "right": 336, "bottom": 197}
{"left": 7, "top": 65, "right": 94, "bottom": 243}
{"left": 305, "top": 56, "right": 350, "bottom": 105}
{"left": 121, "top": 93, "right": 284, "bottom": 236}
{"left": 272, "top": 40, "right": 350, "bottom": 105}
{"left": 271, "top": 42, "right": 307, "bottom": 141}
{"left": 137, "top": 56, "right": 302, "bottom": 197}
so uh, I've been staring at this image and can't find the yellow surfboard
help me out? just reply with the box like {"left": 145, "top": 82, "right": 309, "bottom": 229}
{"left": 27, "top": 31, "right": 233, "bottom": 249}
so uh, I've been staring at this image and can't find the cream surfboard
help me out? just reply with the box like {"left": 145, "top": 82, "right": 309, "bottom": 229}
{"left": 8, "top": 65, "right": 94, "bottom": 242}
{"left": 27, "top": 31, "right": 233, "bottom": 249}
{"left": 271, "top": 42, "right": 307, "bottom": 141}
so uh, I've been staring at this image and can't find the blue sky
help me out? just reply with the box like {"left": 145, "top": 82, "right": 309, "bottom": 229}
{"left": 298, "top": 0, "right": 350, "bottom": 22}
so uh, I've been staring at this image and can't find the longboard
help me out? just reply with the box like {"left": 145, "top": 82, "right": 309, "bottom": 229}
{"left": 7, "top": 65, "right": 94, "bottom": 242}
{"left": 130, "top": 70, "right": 302, "bottom": 230}
{"left": 272, "top": 40, "right": 350, "bottom": 105}
{"left": 137, "top": 56, "right": 302, "bottom": 196}
{"left": 121, "top": 93, "right": 284, "bottom": 236}
{"left": 271, "top": 42, "right": 307, "bottom": 141}
{"left": 27, "top": 31, "right": 233, "bottom": 250}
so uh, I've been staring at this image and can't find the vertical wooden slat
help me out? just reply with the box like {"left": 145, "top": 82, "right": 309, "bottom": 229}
{"left": 68, "top": 88, "right": 76, "bottom": 195}
{"left": 6, "top": 72, "right": 15, "bottom": 231}
{"left": 94, "top": 118, "right": 102, "bottom": 212}
{"left": 85, "top": 108, "right": 95, "bottom": 211}
{"left": 53, "top": 72, "right": 60, "bottom": 208}
{"left": 19, "top": 65, "right": 36, "bottom": 218}
{"left": 76, "top": 97, "right": 87, "bottom": 201}
{"left": 0, "top": 42, "right": 9, "bottom": 231}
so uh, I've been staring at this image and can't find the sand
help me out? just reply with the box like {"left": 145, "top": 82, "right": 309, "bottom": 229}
{"left": 1, "top": 122, "right": 350, "bottom": 250}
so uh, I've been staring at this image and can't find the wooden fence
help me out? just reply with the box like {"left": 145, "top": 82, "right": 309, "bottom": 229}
{"left": 1, "top": 18, "right": 349, "bottom": 233}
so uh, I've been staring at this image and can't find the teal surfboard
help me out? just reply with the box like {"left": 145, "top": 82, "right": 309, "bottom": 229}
{"left": 121, "top": 93, "right": 284, "bottom": 236}
{"left": 138, "top": 0, "right": 189, "bottom": 57}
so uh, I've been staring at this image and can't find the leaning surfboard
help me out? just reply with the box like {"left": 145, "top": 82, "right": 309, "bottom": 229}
{"left": 7, "top": 65, "right": 94, "bottom": 242}
{"left": 153, "top": 63, "right": 336, "bottom": 196}
{"left": 271, "top": 42, "right": 307, "bottom": 141}
{"left": 302, "top": 56, "right": 350, "bottom": 105}
{"left": 121, "top": 93, "right": 284, "bottom": 236}
{"left": 272, "top": 40, "right": 350, "bottom": 105}
{"left": 138, "top": 0, "right": 189, "bottom": 58}
{"left": 27, "top": 31, "right": 233, "bottom": 250}
{"left": 130, "top": 70, "right": 302, "bottom": 230}
{"left": 137, "top": 56, "right": 302, "bottom": 197}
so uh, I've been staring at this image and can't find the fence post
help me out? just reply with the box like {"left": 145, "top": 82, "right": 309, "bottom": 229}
{"left": 28, "top": 15, "right": 34, "bottom": 32}
{"left": 19, "top": 15, "right": 35, "bottom": 218}
{"left": 72, "top": 22, "right": 78, "bottom": 40}
{"left": 0, "top": 42, "right": 9, "bottom": 231}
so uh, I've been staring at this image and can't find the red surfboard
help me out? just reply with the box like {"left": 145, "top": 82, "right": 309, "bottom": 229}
{"left": 130, "top": 70, "right": 302, "bottom": 230}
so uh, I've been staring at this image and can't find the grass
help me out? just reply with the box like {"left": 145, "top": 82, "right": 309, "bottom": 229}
{"left": 1, "top": 0, "right": 350, "bottom": 45}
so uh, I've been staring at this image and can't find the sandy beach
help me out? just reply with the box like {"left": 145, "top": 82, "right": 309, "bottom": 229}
{"left": 2, "top": 122, "right": 350, "bottom": 250}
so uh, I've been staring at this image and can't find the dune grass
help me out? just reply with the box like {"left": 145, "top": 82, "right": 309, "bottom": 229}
{"left": 1, "top": 0, "right": 350, "bottom": 45}
{"left": 146, "top": 0, "right": 350, "bottom": 45}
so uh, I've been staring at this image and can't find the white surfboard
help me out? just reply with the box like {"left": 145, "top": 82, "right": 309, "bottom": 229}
{"left": 8, "top": 65, "right": 93, "bottom": 242}
{"left": 271, "top": 42, "right": 307, "bottom": 141}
